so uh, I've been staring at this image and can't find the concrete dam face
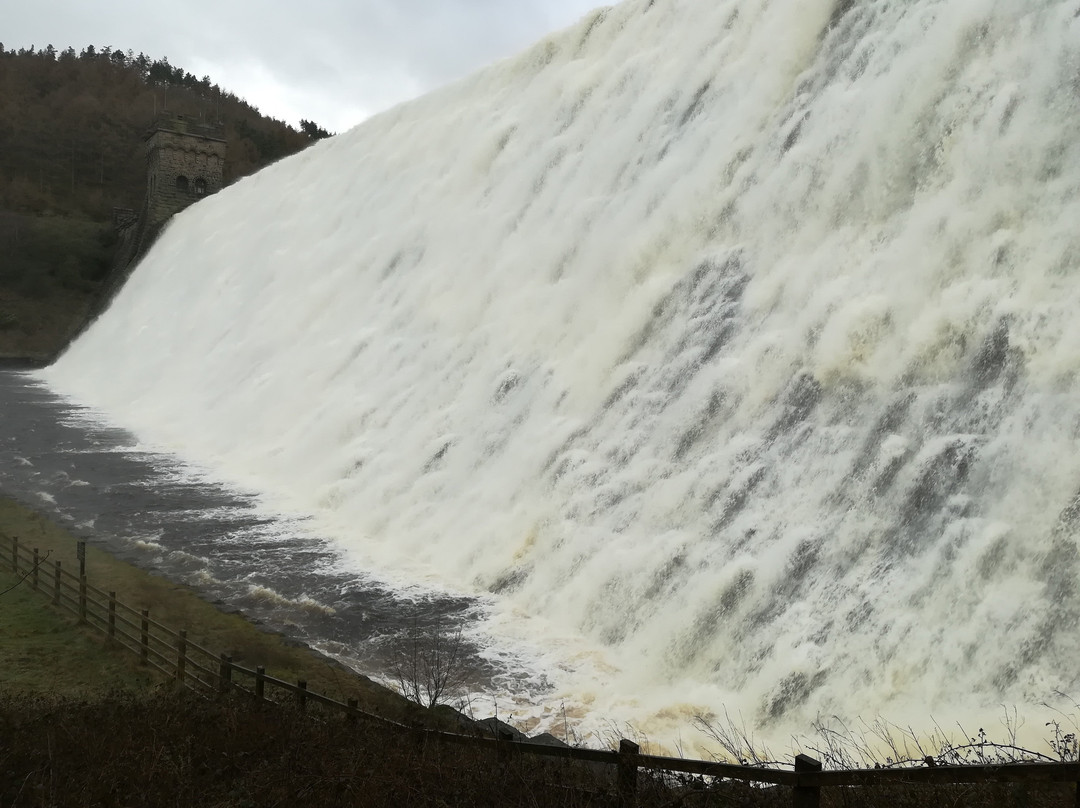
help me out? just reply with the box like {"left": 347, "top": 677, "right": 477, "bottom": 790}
{"left": 41, "top": 0, "right": 1080, "bottom": 746}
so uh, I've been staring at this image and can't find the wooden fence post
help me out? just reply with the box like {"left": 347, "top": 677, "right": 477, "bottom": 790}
{"left": 497, "top": 730, "right": 518, "bottom": 766}
{"left": 176, "top": 630, "right": 187, "bottom": 684}
{"left": 255, "top": 666, "right": 265, "bottom": 701}
{"left": 218, "top": 654, "right": 232, "bottom": 694}
{"left": 107, "top": 592, "right": 116, "bottom": 639}
{"left": 78, "top": 575, "right": 87, "bottom": 623}
{"left": 31, "top": 548, "right": 38, "bottom": 590}
{"left": 617, "top": 739, "right": 640, "bottom": 808}
{"left": 297, "top": 680, "right": 307, "bottom": 711}
{"left": 793, "top": 753, "right": 822, "bottom": 808}
{"left": 11, "top": 536, "right": 18, "bottom": 572}
{"left": 411, "top": 726, "right": 427, "bottom": 760}
{"left": 53, "top": 561, "right": 61, "bottom": 605}
{"left": 140, "top": 610, "right": 149, "bottom": 665}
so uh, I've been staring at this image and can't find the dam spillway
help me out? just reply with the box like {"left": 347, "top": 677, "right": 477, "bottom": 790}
{"left": 38, "top": 0, "right": 1080, "bottom": 745}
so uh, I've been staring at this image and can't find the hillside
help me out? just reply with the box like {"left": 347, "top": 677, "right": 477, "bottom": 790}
{"left": 0, "top": 44, "right": 331, "bottom": 359}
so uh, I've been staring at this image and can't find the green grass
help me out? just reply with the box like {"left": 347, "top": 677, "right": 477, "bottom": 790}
{"left": 0, "top": 567, "right": 159, "bottom": 695}
{"left": 0, "top": 213, "right": 112, "bottom": 360}
{"left": 0, "top": 496, "right": 426, "bottom": 723}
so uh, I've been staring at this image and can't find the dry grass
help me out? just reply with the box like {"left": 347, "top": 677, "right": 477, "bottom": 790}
{"left": 0, "top": 690, "right": 789, "bottom": 808}
{"left": 1, "top": 690, "right": 1072, "bottom": 808}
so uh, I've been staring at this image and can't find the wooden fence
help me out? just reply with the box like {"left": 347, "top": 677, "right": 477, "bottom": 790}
{"left": 5, "top": 532, "right": 1080, "bottom": 807}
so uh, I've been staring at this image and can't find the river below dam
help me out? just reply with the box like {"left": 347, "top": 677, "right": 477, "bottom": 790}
{"left": 0, "top": 369, "right": 553, "bottom": 715}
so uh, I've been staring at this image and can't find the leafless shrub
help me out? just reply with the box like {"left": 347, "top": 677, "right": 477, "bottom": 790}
{"left": 692, "top": 709, "right": 785, "bottom": 767}
{"left": 392, "top": 619, "right": 467, "bottom": 709}
{"left": 694, "top": 702, "right": 1080, "bottom": 772}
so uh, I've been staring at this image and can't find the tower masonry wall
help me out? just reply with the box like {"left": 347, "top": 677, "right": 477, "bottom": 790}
{"left": 145, "top": 117, "right": 227, "bottom": 230}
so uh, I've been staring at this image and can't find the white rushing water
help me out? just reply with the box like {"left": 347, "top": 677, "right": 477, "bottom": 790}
{"left": 43, "top": 0, "right": 1080, "bottom": 749}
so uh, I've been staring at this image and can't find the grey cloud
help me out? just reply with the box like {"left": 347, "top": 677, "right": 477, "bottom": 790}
{"left": 4, "top": 0, "right": 601, "bottom": 131}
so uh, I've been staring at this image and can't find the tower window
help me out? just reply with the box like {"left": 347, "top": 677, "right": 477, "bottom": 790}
{"left": 176, "top": 175, "right": 189, "bottom": 193}
{"left": 194, "top": 178, "right": 207, "bottom": 196}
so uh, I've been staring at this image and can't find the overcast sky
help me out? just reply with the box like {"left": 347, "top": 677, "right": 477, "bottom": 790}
{"left": 5, "top": 0, "right": 604, "bottom": 133}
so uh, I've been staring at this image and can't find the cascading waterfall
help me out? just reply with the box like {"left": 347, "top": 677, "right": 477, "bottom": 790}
{"left": 41, "top": 0, "right": 1080, "bottom": 746}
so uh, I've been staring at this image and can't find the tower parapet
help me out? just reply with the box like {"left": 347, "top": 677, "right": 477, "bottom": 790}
{"left": 144, "top": 113, "right": 227, "bottom": 229}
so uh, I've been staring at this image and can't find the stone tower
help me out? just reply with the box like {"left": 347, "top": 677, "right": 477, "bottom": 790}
{"left": 144, "top": 113, "right": 227, "bottom": 229}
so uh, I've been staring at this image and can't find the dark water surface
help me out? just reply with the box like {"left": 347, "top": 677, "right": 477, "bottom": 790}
{"left": 0, "top": 370, "right": 492, "bottom": 683}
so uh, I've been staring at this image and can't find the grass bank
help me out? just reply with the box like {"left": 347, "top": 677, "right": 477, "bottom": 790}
{"left": 0, "top": 562, "right": 158, "bottom": 696}
{"left": 0, "top": 495, "right": 424, "bottom": 722}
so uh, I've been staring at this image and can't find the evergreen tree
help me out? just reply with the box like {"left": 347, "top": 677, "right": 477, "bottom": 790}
{"left": 300, "top": 119, "right": 333, "bottom": 140}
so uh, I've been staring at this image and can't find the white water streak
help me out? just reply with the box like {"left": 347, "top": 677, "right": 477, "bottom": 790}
{"left": 44, "top": 0, "right": 1080, "bottom": 746}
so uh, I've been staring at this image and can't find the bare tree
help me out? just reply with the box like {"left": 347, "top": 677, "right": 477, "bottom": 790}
{"left": 393, "top": 619, "right": 467, "bottom": 708}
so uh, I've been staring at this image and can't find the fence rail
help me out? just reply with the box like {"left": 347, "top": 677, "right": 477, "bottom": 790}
{"left": 5, "top": 532, "right": 1080, "bottom": 807}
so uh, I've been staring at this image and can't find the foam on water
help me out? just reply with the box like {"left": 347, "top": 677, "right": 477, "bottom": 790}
{"left": 42, "top": 0, "right": 1080, "bottom": 748}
